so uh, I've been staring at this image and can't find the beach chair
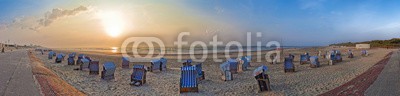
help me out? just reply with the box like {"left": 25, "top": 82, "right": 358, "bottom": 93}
{"left": 80, "top": 58, "right": 90, "bottom": 70}
{"left": 149, "top": 59, "right": 162, "bottom": 72}
{"left": 122, "top": 57, "right": 130, "bottom": 68}
{"left": 310, "top": 56, "right": 320, "bottom": 68}
{"left": 238, "top": 56, "right": 250, "bottom": 72}
{"left": 194, "top": 63, "right": 205, "bottom": 81}
{"left": 160, "top": 58, "right": 167, "bottom": 71}
{"left": 179, "top": 66, "right": 198, "bottom": 93}
{"left": 76, "top": 54, "right": 85, "bottom": 65}
{"left": 68, "top": 53, "right": 76, "bottom": 58}
{"left": 335, "top": 54, "right": 342, "bottom": 62}
{"left": 68, "top": 57, "right": 75, "bottom": 65}
{"left": 284, "top": 57, "right": 295, "bottom": 72}
{"left": 89, "top": 61, "right": 100, "bottom": 75}
{"left": 227, "top": 59, "right": 238, "bottom": 74}
{"left": 361, "top": 50, "right": 368, "bottom": 56}
{"left": 246, "top": 56, "right": 252, "bottom": 67}
{"left": 348, "top": 50, "right": 354, "bottom": 58}
{"left": 85, "top": 56, "right": 92, "bottom": 62}
{"left": 55, "top": 54, "right": 63, "bottom": 63}
{"left": 130, "top": 65, "right": 147, "bottom": 86}
{"left": 60, "top": 53, "right": 66, "bottom": 60}
{"left": 220, "top": 62, "right": 232, "bottom": 81}
{"left": 48, "top": 51, "right": 54, "bottom": 59}
{"left": 329, "top": 54, "right": 335, "bottom": 65}
{"left": 183, "top": 59, "right": 193, "bottom": 66}
{"left": 101, "top": 62, "right": 116, "bottom": 80}
{"left": 253, "top": 65, "right": 271, "bottom": 92}
{"left": 300, "top": 54, "right": 309, "bottom": 64}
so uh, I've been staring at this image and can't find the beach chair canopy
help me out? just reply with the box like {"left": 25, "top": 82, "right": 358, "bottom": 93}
{"left": 253, "top": 65, "right": 268, "bottom": 76}
{"left": 151, "top": 59, "right": 161, "bottom": 68}
{"left": 310, "top": 56, "right": 320, "bottom": 65}
{"left": 49, "top": 51, "right": 55, "bottom": 56}
{"left": 246, "top": 56, "right": 252, "bottom": 62}
{"left": 185, "top": 59, "right": 193, "bottom": 64}
{"left": 284, "top": 57, "right": 294, "bottom": 69}
{"left": 227, "top": 58, "right": 238, "bottom": 67}
{"left": 103, "top": 62, "right": 116, "bottom": 76}
{"left": 180, "top": 66, "right": 198, "bottom": 88}
{"left": 122, "top": 57, "right": 129, "bottom": 62}
{"left": 69, "top": 53, "right": 76, "bottom": 58}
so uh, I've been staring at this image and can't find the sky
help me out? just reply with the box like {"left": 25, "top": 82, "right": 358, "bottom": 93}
{"left": 0, "top": 0, "right": 400, "bottom": 48}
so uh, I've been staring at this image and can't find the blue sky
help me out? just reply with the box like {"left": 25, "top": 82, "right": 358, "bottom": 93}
{"left": 0, "top": 0, "right": 400, "bottom": 47}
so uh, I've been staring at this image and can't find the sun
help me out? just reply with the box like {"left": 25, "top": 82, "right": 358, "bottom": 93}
{"left": 97, "top": 10, "right": 126, "bottom": 37}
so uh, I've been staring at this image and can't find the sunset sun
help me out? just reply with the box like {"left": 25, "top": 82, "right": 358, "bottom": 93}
{"left": 97, "top": 10, "right": 126, "bottom": 37}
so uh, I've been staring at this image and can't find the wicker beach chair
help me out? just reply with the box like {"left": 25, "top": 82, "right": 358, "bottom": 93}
{"left": 89, "top": 61, "right": 99, "bottom": 75}
{"left": 76, "top": 54, "right": 85, "bottom": 65}
{"left": 130, "top": 65, "right": 147, "bottom": 86}
{"left": 180, "top": 66, "right": 198, "bottom": 93}
{"left": 300, "top": 54, "right": 309, "bottom": 64}
{"left": 101, "top": 62, "right": 116, "bottom": 80}
{"left": 80, "top": 58, "right": 90, "bottom": 70}
{"left": 253, "top": 65, "right": 271, "bottom": 92}
{"left": 122, "top": 57, "right": 130, "bottom": 68}
{"left": 284, "top": 57, "right": 295, "bottom": 72}
{"left": 68, "top": 57, "right": 75, "bottom": 65}
{"left": 55, "top": 54, "right": 63, "bottom": 63}
{"left": 48, "top": 51, "right": 55, "bottom": 59}
{"left": 239, "top": 56, "right": 250, "bottom": 72}
{"left": 149, "top": 59, "right": 162, "bottom": 72}
{"left": 194, "top": 63, "right": 205, "bottom": 81}
{"left": 227, "top": 59, "right": 238, "bottom": 74}
{"left": 220, "top": 62, "right": 232, "bottom": 81}
{"left": 310, "top": 56, "right": 320, "bottom": 68}
{"left": 160, "top": 58, "right": 167, "bottom": 71}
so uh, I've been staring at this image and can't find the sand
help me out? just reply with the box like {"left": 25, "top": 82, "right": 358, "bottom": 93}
{"left": 32, "top": 47, "right": 395, "bottom": 95}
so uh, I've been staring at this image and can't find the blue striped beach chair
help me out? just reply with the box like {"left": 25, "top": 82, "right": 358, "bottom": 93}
{"left": 179, "top": 66, "right": 198, "bottom": 93}
{"left": 130, "top": 65, "right": 147, "bottom": 86}
{"left": 122, "top": 57, "right": 130, "bottom": 68}
{"left": 101, "top": 62, "right": 116, "bottom": 80}
{"left": 284, "top": 57, "right": 295, "bottom": 72}
{"left": 253, "top": 65, "right": 271, "bottom": 92}
{"left": 227, "top": 59, "right": 238, "bottom": 74}
{"left": 310, "top": 56, "right": 320, "bottom": 68}
{"left": 89, "top": 61, "right": 99, "bottom": 75}
{"left": 220, "top": 62, "right": 232, "bottom": 81}
{"left": 68, "top": 57, "right": 75, "bottom": 65}
{"left": 80, "top": 58, "right": 90, "bottom": 70}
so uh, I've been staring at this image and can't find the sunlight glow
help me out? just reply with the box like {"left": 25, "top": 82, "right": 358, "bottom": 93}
{"left": 97, "top": 10, "right": 126, "bottom": 37}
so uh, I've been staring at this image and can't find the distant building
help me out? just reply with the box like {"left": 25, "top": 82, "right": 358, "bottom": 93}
{"left": 356, "top": 44, "right": 370, "bottom": 49}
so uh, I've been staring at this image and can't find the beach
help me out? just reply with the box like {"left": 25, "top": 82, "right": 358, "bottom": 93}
{"left": 31, "top": 47, "right": 395, "bottom": 95}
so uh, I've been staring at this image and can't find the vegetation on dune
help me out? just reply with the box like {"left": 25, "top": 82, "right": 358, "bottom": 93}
{"left": 330, "top": 38, "right": 400, "bottom": 48}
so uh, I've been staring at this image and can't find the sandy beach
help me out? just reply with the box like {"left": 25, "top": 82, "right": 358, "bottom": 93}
{"left": 28, "top": 47, "right": 395, "bottom": 95}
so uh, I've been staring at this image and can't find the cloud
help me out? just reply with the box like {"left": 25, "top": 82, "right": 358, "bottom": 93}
{"left": 38, "top": 6, "right": 89, "bottom": 26}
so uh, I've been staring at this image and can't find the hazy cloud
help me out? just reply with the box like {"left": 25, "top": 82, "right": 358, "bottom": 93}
{"left": 38, "top": 6, "right": 89, "bottom": 26}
